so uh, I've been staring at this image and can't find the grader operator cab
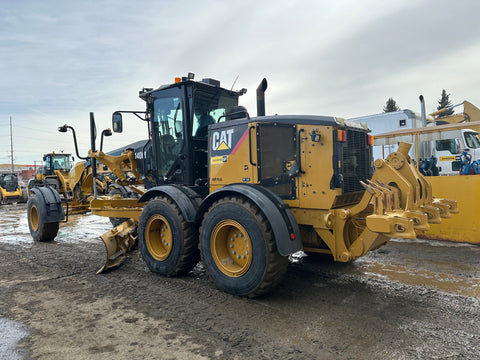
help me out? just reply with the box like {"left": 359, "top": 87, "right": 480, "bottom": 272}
{"left": 28, "top": 74, "right": 458, "bottom": 297}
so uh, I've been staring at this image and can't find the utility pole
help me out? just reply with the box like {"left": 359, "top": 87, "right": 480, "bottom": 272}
{"left": 10, "top": 116, "right": 14, "bottom": 172}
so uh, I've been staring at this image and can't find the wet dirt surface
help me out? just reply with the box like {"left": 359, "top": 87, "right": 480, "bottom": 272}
{"left": 1, "top": 203, "right": 480, "bottom": 359}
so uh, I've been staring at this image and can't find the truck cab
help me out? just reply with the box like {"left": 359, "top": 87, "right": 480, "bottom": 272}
{"left": 432, "top": 129, "right": 480, "bottom": 174}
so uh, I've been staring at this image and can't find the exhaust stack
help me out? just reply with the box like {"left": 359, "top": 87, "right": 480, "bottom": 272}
{"left": 419, "top": 95, "right": 427, "bottom": 127}
{"left": 256, "top": 78, "right": 268, "bottom": 116}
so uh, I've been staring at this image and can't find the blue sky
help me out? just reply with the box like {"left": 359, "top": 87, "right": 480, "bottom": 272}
{"left": 1, "top": 0, "right": 480, "bottom": 164}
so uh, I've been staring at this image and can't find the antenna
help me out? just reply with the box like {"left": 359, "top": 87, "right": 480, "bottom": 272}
{"left": 231, "top": 75, "right": 239, "bottom": 91}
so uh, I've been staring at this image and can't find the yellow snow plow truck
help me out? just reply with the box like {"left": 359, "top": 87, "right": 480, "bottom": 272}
{"left": 27, "top": 74, "right": 458, "bottom": 297}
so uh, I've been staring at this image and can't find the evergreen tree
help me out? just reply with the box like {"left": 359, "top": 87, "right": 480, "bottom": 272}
{"left": 436, "top": 89, "right": 454, "bottom": 117}
{"left": 383, "top": 98, "right": 400, "bottom": 112}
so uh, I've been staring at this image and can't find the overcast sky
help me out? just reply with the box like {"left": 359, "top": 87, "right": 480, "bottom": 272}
{"left": 1, "top": 0, "right": 480, "bottom": 165}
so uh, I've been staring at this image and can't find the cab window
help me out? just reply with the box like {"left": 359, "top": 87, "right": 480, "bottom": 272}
{"left": 192, "top": 91, "right": 238, "bottom": 138}
{"left": 435, "top": 139, "right": 459, "bottom": 154}
{"left": 153, "top": 97, "right": 184, "bottom": 175}
{"left": 52, "top": 155, "right": 70, "bottom": 170}
{"left": 464, "top": 132, "right": 480, "bottom": 149}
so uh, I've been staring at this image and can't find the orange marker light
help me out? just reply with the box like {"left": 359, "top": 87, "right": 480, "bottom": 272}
{"left": 337, "top": 130, "right": 346, "bottom": 142}
{"left": 368, "top": 134, "right": 374, "bottom": 145}
{"left": 174, "top": 77, "right": 181, "bottom": 83}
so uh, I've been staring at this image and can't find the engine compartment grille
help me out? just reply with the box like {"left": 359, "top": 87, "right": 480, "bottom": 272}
{"left": 341, "top": 129, "right": 372, "bottom": 194}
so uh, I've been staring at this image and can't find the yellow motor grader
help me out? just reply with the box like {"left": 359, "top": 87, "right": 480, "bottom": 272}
{"left": 26, "top": 151, "right": 101, "bottom": 241}
{"left": 26, "top": 128, "right": 145, "bottom": 242}
{"left": 26, "top": 124, "right": 140, "bottom": 240}
{"left": 27, "top": 74, "right": 457, "bottom": 297}
{"left": 28, "top": 151, "right": 116, "bottom": 204}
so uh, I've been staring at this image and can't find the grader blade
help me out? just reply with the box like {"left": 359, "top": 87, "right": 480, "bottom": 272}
{"left": 97, "top": 219, "right": 138, "bottom": 274}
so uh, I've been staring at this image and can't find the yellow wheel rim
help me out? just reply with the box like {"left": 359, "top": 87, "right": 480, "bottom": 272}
{"left": 211, "top": 220, "right": 252, "bottom": 277}
{"left": 145, "top": 214, "right": 173, "bottom": 261}
{"left": 29, "top": 204, "right": 39, "bottom": 232}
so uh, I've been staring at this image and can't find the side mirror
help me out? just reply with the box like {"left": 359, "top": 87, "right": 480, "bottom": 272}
{"left": 43, "top": 155, "right": 46, "bottom": 161}
{"left": 100, "top": 128, "right": 113, "bottom": 152}
{"left": 112, "top": 112, "right": 123, "bottom": 133}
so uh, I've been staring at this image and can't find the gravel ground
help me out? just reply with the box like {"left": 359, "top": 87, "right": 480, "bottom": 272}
{"left": 1, "top": 203, "right": 479, "bottom": 359}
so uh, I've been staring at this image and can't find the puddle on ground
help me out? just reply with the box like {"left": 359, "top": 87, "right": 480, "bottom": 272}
{"left": 0, "top": 318, "right": 29, "bottom": 359}
{"left": 0, "top": 203, "right": 112, "bottom": 247}
{"left": 354, "top": 238, "right": 480, "bottom": 297}
{"left": 0, "top": 204, "right": 32, "bottom": 246}
{"left": 357, "top": 260, "right": 480, "bottom": 297}
{"left": 391, "top": 237, "right": 476, "bottom": 248}
{"left": 56, "top": 213, "right": 112, "bottom": 244}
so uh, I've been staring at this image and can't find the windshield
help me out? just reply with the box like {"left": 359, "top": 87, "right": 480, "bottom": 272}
{"left": 52, "top": 155, "right": 71, "bottom": 170}
{"left": 464, "top": 132, "right": 480, "bottom": 149}
{"left": 153, "top": 96, "right": 184, "bottom": 176}
{"left": 192, "top": 91, "right": 238, "bottom": 137}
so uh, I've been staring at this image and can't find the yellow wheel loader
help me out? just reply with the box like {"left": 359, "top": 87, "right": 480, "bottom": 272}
{"left": 31, "top": 74, "right": 457, "bottom": 297}
{"left": 0, "top": 173, "right": 27, "bottom": 204}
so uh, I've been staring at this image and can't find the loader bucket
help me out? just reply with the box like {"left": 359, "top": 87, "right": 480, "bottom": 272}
{"left": 97, "top": 219, "right": 138, "bottom": 274}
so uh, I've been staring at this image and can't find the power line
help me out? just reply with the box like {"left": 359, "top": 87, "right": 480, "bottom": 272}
{"left": 1, "top": 124, "right": 91, "bottom": 138}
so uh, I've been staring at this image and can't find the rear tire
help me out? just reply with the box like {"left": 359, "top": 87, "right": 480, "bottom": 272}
{"left": 27, "top": 194, "right": 59, "bottom": 242}
{"left": 200, "top": 196, "right": 288, "bottom": 297}
{"left": 138, "top": 197, "right": 199, "bottom": 276}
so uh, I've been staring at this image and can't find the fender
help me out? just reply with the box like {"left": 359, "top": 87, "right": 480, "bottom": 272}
{"left": 197, "top": 184, "right": 302, "bottom": 256}
{"left": 30, "top": 186, "right": 65, "bottom": 223}
{"left": 138, "top": 185, "right": 202, "bottom": 223}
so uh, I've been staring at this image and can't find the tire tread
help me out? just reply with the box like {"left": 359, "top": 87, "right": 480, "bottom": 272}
{"left": 200, "top": 196, "right": 288, "bottom": 298}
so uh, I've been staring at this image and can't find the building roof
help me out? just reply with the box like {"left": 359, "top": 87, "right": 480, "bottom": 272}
{"left": 0, "top": 164, "right": 39, "bottom": 173}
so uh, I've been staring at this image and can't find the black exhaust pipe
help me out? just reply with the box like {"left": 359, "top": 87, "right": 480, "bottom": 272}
{"left": 419, "top": 95, "right": 427, "bottom": 127}
{"left": 256, "top": 78, "right": 268, "bottom": 116}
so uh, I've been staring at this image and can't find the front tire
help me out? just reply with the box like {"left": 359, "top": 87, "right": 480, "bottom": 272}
{"left": 138, "top": 197, "right": 199, "bottom": 276}
{"left": 27, "top": 194, "right": 59, "bottom": 242}
{"left": 200, "top": 196, "right": 288, "bottom": 297}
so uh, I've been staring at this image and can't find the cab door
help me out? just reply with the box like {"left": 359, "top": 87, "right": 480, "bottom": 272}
{"left": 151, "top": 94, "right": 187, "bottom": 184}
